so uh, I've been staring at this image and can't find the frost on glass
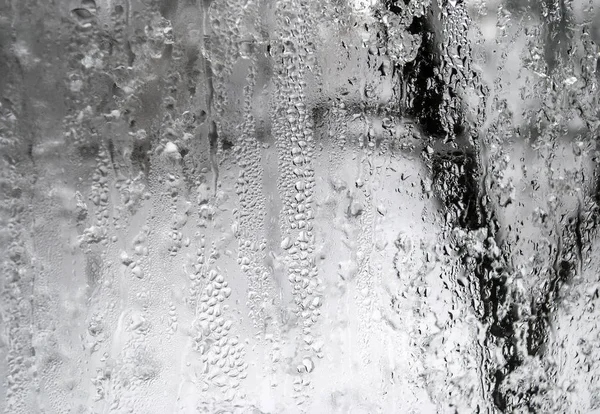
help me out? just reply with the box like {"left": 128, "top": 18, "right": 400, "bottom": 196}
{"left": 1, "top": 0, "right": 600, "bottom": 412}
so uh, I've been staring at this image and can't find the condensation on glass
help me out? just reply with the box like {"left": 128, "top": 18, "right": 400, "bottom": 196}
{"left": 1, "top": 0, "right": 600, "bottom": 412}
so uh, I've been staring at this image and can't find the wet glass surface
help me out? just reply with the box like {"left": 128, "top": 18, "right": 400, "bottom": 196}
{"left": 1, "top": 0, "right": 600, "bottom": 412}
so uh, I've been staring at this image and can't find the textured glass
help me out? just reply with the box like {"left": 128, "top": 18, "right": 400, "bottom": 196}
{"left": 1, "top": 0, "right": 600, "bottom": 412}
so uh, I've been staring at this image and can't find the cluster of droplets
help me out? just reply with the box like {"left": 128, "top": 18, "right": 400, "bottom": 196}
{"left": 268, "top": 1, "right": 326, "bottom": 404}
{"left": 468, "top": 0, "right": 600, "bottom": 409}
{"left": 437, "top": 3, "right": 484, "bottom": 139}
{"left": 231, "top": 65, "right": 276, "bottom": 333}
{"left": 380, "top": 0, "right": 429, "bottom": 66}
{"left": 206, "top": 0, "right": 263, "bottom": 119}
{"left": 119, "top": 226, "right": 151, "bottom": 279}
{"left": 78, "top": 151, "right": 113, "bottom": 249}
{"left": 116, "top": 171, "right": 148, "bottom": 215}
{"left": 191, "top": 268, "right": 244, "bottom": 403}
{"left": 187, "top": 238, "right": 212, "bottom": 309}
{"left": 0, "top": 134, "right": 36, "bottom": 412}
